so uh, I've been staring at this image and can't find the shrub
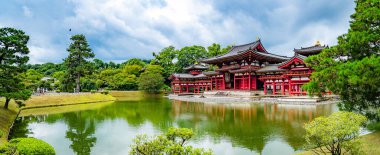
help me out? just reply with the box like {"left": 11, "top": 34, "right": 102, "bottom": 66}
{"left": 138, "top": 72, "right": 164, "bottom": 94}
{"left": 101, "top": 90, "right": 109, "bottom": 95}
{"left": 3, "top": 138, "right": 56, "bottom": 155}
{"left": 56, "top": 90, "right": 60, "bottom": 93}
{"left": 90, "top": 90, "right": 96, "bottom": 94}
{"left": 130, "top": 127, "right": 212, "bottom": 155}
{"left": 0, "top": 130, "right": 3, "bottom": 138}
{"left": 304, "top": 111, "right": 367, "bottom": 155}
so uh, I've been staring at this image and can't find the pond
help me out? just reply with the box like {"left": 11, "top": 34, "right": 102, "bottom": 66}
{"left": 10, "top": 97, "right": 338, "bottom": 155}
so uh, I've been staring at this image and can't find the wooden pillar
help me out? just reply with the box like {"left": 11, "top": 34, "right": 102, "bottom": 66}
{"left": 179, "top": 84, "right": 182, "bottom": 93}
{"left": 186, "top": 83, "right": 189, "bottom": 93}
{"left": 242, "top": 75, "right": 245, "bottom": 89}
{"left": 264, "top": 81, "right": 267, "bottom": 95}
{"left": 272, "top": 81, "right": 276, "bottom": 95}
{"left": 249, "top": 73, "right": 251, "bottom": 91}
{"left": 288, "top": 78, "right": 292, "bottom": 96}
{"left": 281, "top": 80, "right": 285, "bottom": 95}
{"left": 234, "top": 74, "right": 236, "bottom": 90}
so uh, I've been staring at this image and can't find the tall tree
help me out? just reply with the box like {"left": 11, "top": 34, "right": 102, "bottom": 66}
{"left": 0, "top": 27, "right": 32, "bottom": 109}
{"left": 64, "top": 34, "right": 94, "bottom": 92}
{"left": 151, "top": 46, "right": 177, "bottom": 78}
{"left": 304, "top": 0, "right": 380, "bottom": 117}
{"left": 176, "top": 45, "right": 208, "bottom": 72}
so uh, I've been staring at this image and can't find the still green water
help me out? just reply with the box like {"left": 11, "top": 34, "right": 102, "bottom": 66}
{"left": 10, "top": 97, "right": 337, "bottom": 155}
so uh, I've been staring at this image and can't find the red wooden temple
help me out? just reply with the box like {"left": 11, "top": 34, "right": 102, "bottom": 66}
{"left": 170, "top": 39, "right": 327, "bottom": 96}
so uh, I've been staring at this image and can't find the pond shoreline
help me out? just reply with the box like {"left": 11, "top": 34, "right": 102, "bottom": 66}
{"left": 167, "top": 94, "right": 340, "bottom": 105}
{"left": 0, "top": 93, "right": 117, "bottom": 145}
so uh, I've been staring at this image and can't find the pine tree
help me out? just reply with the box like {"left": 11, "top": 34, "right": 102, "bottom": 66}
{"left": 64, "top": 34, "right": 94, "bottom": 92}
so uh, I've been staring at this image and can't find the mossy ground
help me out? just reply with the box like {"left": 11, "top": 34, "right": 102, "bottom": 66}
{"left": 296, "top": 131, "right": 380, "bottom": 155}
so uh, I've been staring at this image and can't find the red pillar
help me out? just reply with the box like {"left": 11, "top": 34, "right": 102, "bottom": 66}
{"left": 281, "top": 80, "right": 285, "bottom": 95}
{"left": 288, "top": 78, "right": 292, "bottom": 96}
{"left": 234, "top": 74, "right": 236, "bottom": 90}
{"left": 242, "top": 75, "right": 245, "bottom": 89}
{"left": 249, "top": 74, "right": 251, "bottom": 91}
{"left": 186, "top": 83, "right": 189, "bottom": 93}
{"left": 272, "top": 81, "right": 276, "bottom": 95}
{"left": 264, "top": 81, "right": 267, "bottom": 95}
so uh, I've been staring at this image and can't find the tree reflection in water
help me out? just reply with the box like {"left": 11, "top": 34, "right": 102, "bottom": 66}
{"left": 9, "top": 97, "right": 335, "bottom": 155}
{"left": 64, "top": 112, "right": 97, "bottom": 155}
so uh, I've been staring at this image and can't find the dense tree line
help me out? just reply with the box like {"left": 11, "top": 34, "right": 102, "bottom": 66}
{"left": 15, "top": 38, "right": 231, "bottom": 94}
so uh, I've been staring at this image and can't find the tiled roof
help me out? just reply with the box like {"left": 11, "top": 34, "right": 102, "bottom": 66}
{"left": 256, "top": 64, "right": 286, "bottom": 73}
{"left": 279, "top": 54, "right": 307, "bottom": 66}
{"left": 184, "top": 64, "right": 209, "bottom": 70}
{"left": 202, "top": 71, "right": 221, "bottom": 76}
{"left": 171, "top": 73, "right": 208, "bottom": 79}
{"left": 294, "top": 45, "right": 327, "bottom": 55}
{"left": 200, "top": 40, "right": 289, "bottom": 64}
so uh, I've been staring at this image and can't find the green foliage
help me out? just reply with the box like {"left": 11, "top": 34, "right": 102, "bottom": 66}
{"left": 138, "top": 66, "right": 165, "bottom": 93}
{"left": 176, "top": 46, "right": 208, "bottom": 72}
{"left": 90, "top": 90, "right": 96, "bottom": 94}
{"left": 63, "top": 34, "right": 95, "bottom": 92}
{"left": 151, "top": 46, "right": 177, "bottom": 78}
{"left": 207, "top": 43, "right": 232, "bottom": 57}
{"left": 304, "top": 111, "right": 367, "bottom": 155}
{"left": 304, "top": 0, "right": 380, "bottom": 116}
{"left": 0, "top": 130, "right": 3, "bottom": 138}
{"left": 20, "top": 69, "right": 44, "bottom": 90}
{"left": 123, "top": 58, "right": 146, "bottom": 67}
{"left": 0, "top": 138, "right": 55, "bottom": 155}
{"left": 101, "top": 90, "right": 109, "bottom": 95}
{"left": 130, "top": 127, "right": 212, "bottom": 155}
{"left": 122, "top": 65, "right": 143, "bottom": 77}
{"left": 0, "top": 27, "right": 32, "bottom": 109}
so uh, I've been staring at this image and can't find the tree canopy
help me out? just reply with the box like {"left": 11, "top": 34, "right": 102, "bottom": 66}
{"left": 303, "top": 0, "right": 380, "bottom": 117}
{"left": 63, "top": 34, "right": 95, "bottom": 92}
{"left": 304, "top": 111, "right": 367, "bottom": 155}
{"left": 0, "top": 27, "right": 32, "bottom": 109}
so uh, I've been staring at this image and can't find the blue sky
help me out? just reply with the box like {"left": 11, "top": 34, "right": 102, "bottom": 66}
{"left": 0, "top": 0, "right": 355, "bottom": 64}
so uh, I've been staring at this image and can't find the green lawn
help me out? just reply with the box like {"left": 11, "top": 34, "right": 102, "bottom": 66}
{"left": 23, "top": 93, "right": 116, "bottom": 109}
{"left": 296, "top": 131, "right": 380, "bottom": 155}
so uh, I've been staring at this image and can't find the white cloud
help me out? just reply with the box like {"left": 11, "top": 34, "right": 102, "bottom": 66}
{"left": 22, "top": 6, "right": 33, "bottom": 17}
{"left": 1, "top": 0, "right": 355, "bottom": 63}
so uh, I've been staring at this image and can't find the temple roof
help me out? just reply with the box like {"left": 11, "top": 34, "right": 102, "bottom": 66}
{"left": 294, "top": 44, "right": 327, "bottom": 56}
{"left": 170, "top": 73, "right": 208, "bottom": 80}
{"left": 200, "top": 40, "right": 290, "bottom": 64}
{"left": 229, "top": 66, "right": 261, "bottom": 73}
{"left": 184, "top": 64, "right": 209, "bottom": 70}
{"left": 202, "top": 71, "right": 221, "bottom": 76}
{"left": 279, "top": 54, "right": 307, "bottom": 66}
{"left": 256, "top": 64, "right": 286, "bottom": 73}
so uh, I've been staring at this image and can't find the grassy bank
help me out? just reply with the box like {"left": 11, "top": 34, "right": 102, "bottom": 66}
{"left": 0, "top": 93, "right": 116, "bottom": 145}
{"left": 20, "top": 101, "right": 114, "bottom": 117}
{"left": 0, "top": 99, "right": 18, "bottom": 145}
{"left": 109, "top": 91, "right": 161, "bottom": 101}
{"left": 23, "top": 93, "right": 116, "bottom": 109}
{"left": 296, "top": 131, "right": 380, "bottom": 155}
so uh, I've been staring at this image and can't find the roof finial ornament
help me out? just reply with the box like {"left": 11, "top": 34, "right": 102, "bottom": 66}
{"left": 256, "top": 36, "right": 260, "bottom": 41}
{"left": 315, "top": 40, "right": 321, "bottom": 46}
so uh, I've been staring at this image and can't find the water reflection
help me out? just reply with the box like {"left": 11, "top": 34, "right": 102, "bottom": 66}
{"left": 10, "top": 98, "right": 336, "bottom": 155}
{"left": 171, "top": 101, "right": 335, "bottom": 153}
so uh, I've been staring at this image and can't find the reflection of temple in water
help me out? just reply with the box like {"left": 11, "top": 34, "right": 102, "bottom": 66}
{"left": 171, "top": 100, "right": 335, "bottom": 153}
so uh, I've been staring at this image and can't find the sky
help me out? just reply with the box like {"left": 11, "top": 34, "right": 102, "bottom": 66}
{"left": 0, "top": 0, "right": 355, "bottom": 64}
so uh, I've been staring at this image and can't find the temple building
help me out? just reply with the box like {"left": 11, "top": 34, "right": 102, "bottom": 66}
{"left": 170, "top": 39, "right": 327, "bottom": 96}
